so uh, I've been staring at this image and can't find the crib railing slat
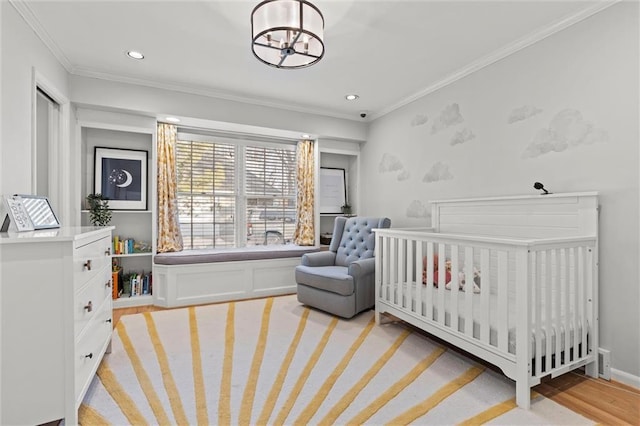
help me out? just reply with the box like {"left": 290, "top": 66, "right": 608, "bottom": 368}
{"left": 464, "top": 246, "right": 474, "bottom": 337}
{"left": 534, "top": 251, "right": 543, "bottom": 376}
{"left": 585, "top": 246, "right": 597, "bottom": 376}
{"left": 437, "top": 243, "right": 446, "bottom": 325}
{"left": 572, "top": 247, "right": 579, "bottom": 359}
{"left": 497, "top": 250, "right": 509, "bottom": 353}
{"left": 562, "top": 248, "right": 570, "bottom": 365}
{"left": 554, "top": 249, "right": 562, "bottom": 368}
{"left": 390, "top": 237, "right": 397, "bottom": 306}
{"left": 415, "top": 241, "right": 422, "bottom": 316}
{"left": 450, "top": 246, "right": 459, "bottom": 332}
{"left": 376, "top": 235, "right": 382, "bottom": 299}
{"left": 396, "top": 238, "right": 409, "bottom": 308}
{"left": 545, "top": 250, "right": 553, "bottom": 373}
{"left": 426, "top": 242, "right": 434, "bottom": 320}
{"left": 578, "top": 247, "right": 586, "bottom": 358}
{"left": 383, "top": 236, "right": 390, "bottom": 302}
{"left": 480, "top": 249, "right": 490, "bottom": 344}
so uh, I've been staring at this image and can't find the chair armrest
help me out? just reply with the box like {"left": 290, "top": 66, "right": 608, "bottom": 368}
{"left": 348, "top": 257, "right": 376, "bottom": 280}
{"left": 301, "top": 251, "right": 336, "bottom": 267}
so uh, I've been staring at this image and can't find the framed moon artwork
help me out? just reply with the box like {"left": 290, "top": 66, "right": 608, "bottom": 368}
{"left": 94, "top": 147, "right": 148, "bottom": 210}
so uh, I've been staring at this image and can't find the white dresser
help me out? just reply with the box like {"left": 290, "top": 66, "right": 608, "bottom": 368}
{"left": 0, "top": 226, "right": 114, "bottom": 425}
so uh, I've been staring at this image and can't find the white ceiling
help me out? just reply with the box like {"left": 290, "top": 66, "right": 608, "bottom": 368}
{"left": 15, "top": 0, "right": 612, "bottom": 121}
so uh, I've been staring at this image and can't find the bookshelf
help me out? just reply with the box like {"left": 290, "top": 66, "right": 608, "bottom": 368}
{"left": 77, "top": 109, "right": 157, "bottom": 308}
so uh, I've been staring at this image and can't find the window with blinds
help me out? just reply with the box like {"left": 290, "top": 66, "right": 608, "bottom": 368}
{"left": 176, "top": 140, "right": 236, "bottom": 249}
{"left": 176, "top": 135, "right": 296, "bottom": 249}
{"left": 245, "top": 145, "right": 296, "bottom": 246}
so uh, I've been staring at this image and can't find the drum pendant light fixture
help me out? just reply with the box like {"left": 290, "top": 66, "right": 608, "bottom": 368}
{"left": 251, "top": 0, "right": 325, "bottom": 69}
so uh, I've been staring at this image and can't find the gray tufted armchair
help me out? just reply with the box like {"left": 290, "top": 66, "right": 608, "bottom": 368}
{"left": 295, "top": 216, "right": 391, "bottom": 318}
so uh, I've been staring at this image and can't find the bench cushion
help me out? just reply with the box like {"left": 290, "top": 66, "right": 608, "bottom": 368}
{"left": 154, "top": 245, "right": 319, "bottom": 265}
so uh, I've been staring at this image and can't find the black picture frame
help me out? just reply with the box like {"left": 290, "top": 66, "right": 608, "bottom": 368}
{"left": 319, "top": 167, "right": 347, "bottom": 214}
{"left": 94, "top": 147, "right": 148, "bottom": 210}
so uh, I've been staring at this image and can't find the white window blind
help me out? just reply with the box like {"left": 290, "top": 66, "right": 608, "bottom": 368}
{"left": 245, "top": 145, "right": 296, "bottom": 246}
{"left": 176, "top": 140, "right": 236, "bottom": 249}
{"left": 176, "top": 133, "right": 297, "bottom": 249}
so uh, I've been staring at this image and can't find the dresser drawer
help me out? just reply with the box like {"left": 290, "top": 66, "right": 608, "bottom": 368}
{"left": 74, "top": 270, "right": 112, "bottom": 339}
{"left": 74, "top": 236, "right": 112, "bottom": 290}
{"left": 75, "top": 300, "right": 112, "bottom": 401}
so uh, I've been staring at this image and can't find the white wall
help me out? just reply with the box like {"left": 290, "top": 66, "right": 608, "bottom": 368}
{"left": 0, "top": 2, "right": 69, "bottom": 196}
{"left": 360, "top": 3, "right": 639, "bottom": 380}
{"left": 70, "top": 75, "right": 367, "bottom": 143}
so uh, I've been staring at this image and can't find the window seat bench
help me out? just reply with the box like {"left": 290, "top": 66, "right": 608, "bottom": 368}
{"left": 153, "top": 245, "right": 319, "bottom": 307}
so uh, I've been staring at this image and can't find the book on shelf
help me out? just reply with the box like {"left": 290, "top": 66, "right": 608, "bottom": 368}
{"left": 112, "top": 235, "right": 152, "bottom": 255}
{"left": 118, "top": 271, "right": 152, "bottom": 298}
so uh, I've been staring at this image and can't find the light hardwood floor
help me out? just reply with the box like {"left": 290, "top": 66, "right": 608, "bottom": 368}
{"left": 113, "top": 305, "right": 640, "bottom": 425}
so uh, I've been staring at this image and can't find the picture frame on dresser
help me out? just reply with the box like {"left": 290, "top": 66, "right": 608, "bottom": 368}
{"left": 94, "top": 146, "right": 148, "bottom": 210}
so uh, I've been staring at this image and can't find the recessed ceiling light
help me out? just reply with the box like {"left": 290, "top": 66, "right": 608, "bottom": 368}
{"left": 301, "top": 134, "right": 310, "bottom": 139}
{"left": 126, "top": 50, "right": 145, "bottom": 60}
{"left": 345, "top": 94, "right": 359, "bottom": 101}
{"left": 164, "top": 117, "right": 181, "bottom": 123}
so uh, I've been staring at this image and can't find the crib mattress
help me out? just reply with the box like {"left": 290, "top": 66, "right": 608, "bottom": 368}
{"left": 381, "top": 283, "right": 586, "bottom": 357}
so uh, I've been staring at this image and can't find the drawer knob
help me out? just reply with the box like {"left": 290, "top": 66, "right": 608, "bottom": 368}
{"left": 83, "top": 260, "right": 92, "bottom": 271}
{"left": 105, "top": 248, "right": 111, "bottom": 256}
{"left": 105, "top": 281, "right": 112, "bottom": 288}
{"left": 85, "top": 353, "right": 93, "bottom": 359}
{"left": 84, "top": 301, "right": 93, "bottom": 312}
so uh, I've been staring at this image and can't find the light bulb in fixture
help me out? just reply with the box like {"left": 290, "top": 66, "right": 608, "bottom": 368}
{"left": 126, "top": 50, "right": 145, "bottom": 60}
{"left": 345, "top": 94, "right": 359, "bottom": 101}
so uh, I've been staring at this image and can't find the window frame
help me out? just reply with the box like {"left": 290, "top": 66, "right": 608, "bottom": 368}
{"left": 176, "top": 131, "right": 297, "bottom": 249}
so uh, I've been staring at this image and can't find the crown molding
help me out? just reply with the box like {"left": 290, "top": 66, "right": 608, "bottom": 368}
{"left": 9, "top": 0, "right": 74, "bottom": 72}
{"left": 370, "top": 0, "right": 620, "bottom": 121}
{"left": 71, "top": 66, "right": 360, "bottom": 122}
{"left": 11, "top": 0, "right": 618, "bottom": 124}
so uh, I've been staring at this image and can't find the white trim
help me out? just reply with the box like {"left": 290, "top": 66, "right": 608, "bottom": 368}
{"left": 370, "top": 0, "right": 620, "bottom": 121}
{"left": 72, "top": 67, "right": 358, "bottom": 122}
{"left": 12, "top": 0, "right": 619, "bottom": 123}
{"left": 611, "top": 368, "right": 640, "bottom": 390}
{"left": 431, "top": 191, "right": 599, "bottom": 205}
{"left": 9, "top": 0, "right": 73, "bottom": 72}
{"left": 112, "top": 294, "right": 153, "bottom": 309}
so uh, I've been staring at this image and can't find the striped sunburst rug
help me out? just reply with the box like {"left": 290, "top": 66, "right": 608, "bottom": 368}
{"left": 80, "top": 295, "right": 593, "bottom": 425}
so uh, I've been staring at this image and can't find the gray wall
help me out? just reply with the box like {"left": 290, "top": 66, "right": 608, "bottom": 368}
{"left": 1, "top": 2, "right": 69, "bottom": 196}
{"left": 360, "top": 3, "right": 639, "bottom": 379}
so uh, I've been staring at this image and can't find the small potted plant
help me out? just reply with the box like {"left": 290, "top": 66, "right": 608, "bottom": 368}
{"left": 86, "top": 193, "right": 112, "bottom": 226}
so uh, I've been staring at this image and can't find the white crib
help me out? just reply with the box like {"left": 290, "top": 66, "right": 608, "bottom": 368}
{"left": 374, "top": 192, "right": 599, "bottom": 408}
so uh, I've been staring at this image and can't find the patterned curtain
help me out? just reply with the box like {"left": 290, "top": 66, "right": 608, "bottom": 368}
{"left": 293, "top": 140, "right": 315, "bottom": 245}
{"left": 156, "top": 123, "right": 184, "bottom": 253}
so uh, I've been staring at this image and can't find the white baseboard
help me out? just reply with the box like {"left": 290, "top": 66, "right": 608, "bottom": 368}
{"left": 611, "top": 368, "right": 640, "bottom": 390}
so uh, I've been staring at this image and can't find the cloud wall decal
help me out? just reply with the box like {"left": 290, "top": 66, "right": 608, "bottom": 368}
{"left": 508, "top": 105, "right": 543, "bottom": 124}
{"left": 411, "top": 113, "right": 429, "bottom": 127}
{"left": 523, "top": 109, "right": 608, "bottom": 158}
{"left": 432, "top": 103, "right": 464, "bottom": 134}
{"left": 423, "top": 162, "right": 453, "bottom": 182}
{"left": 397, "top": 169, "right": 411, "bottom": 181}
{"left": 379, "top": 153, "right": 404, "bottom": 173}
{"left": 406, "top": 200, "right": 430, "bottom": 218}
{"left": 450, "top": 128, "right": 476, "bottom": 146}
